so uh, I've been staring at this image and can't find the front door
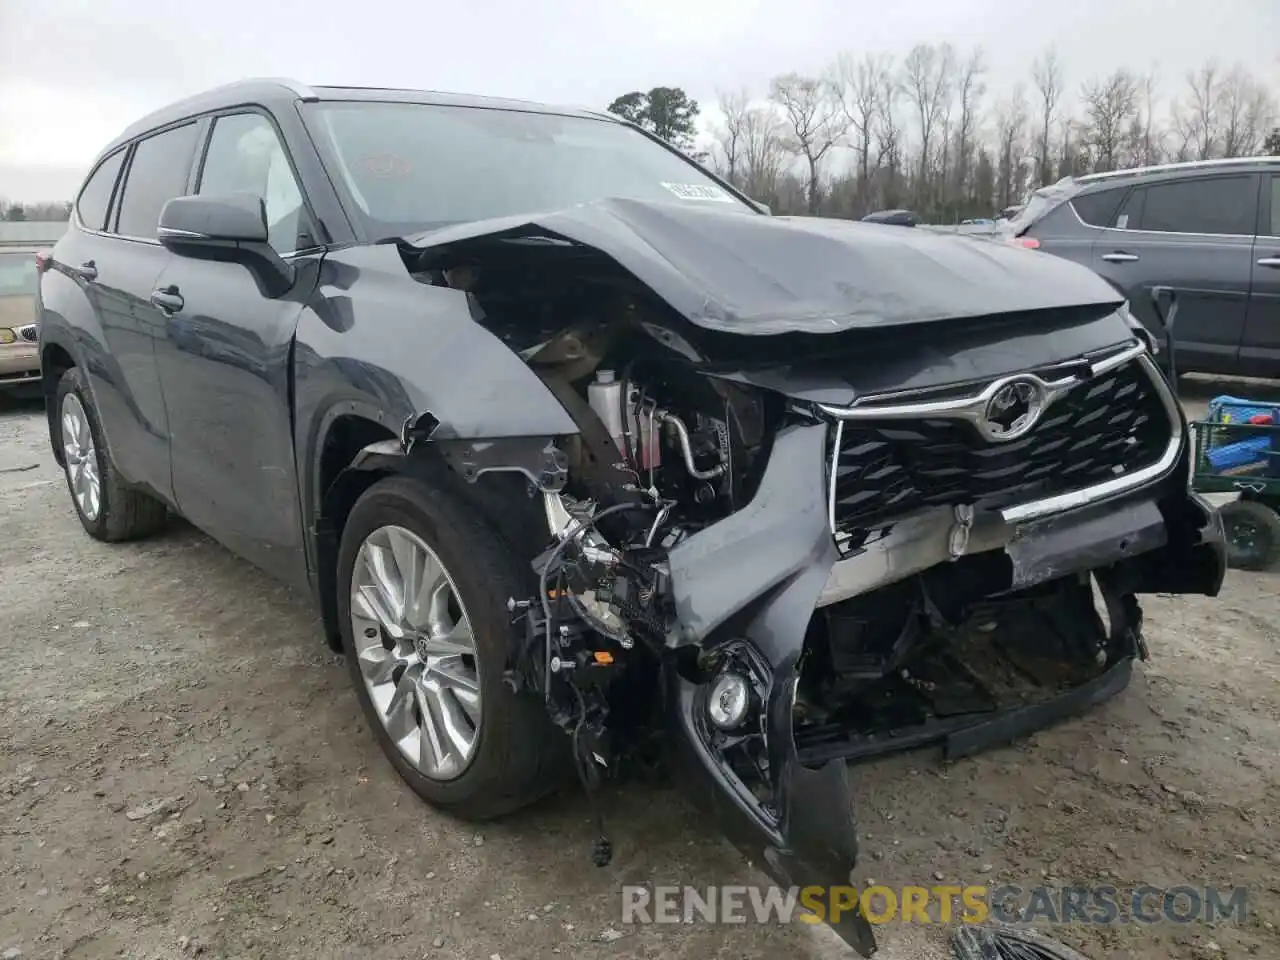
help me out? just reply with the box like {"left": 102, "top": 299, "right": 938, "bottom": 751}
{"left": 1240, "top": 172, "right": 1280, "bottom": 378}
{"left": 1090, "top": 173, "right": 1260, "bottom": 376}
{"left": 153, "top": 111, "right": 322, "bottom": 590}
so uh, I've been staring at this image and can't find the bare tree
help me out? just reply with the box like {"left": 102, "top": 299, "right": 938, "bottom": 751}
{"left": 1082, "top": 69, "right": 1139, "bottom": 171}
{"left": 873, "top": 67, "right": 905, "bottom": 207}
{"left": 769, "top": 72, "right": 846, "bottom": 214}
{"left": 1219, "top": 64, "right": 1275, "bottom": 157}
{"left": 835, "top": 52, "right": 891, "bottom": 209}
{"left": 994, "top": 84, "right": 1029, "bottom": 208}
{"left": 1031, "top": 45, "right": 1063, "bottom": 187}
{"left": 1127, "top": 71, "right": 1163, "bottom": 167}
{"left": 714, "top": 88, "right": 751, "bottom": 186}
{"left": 740, "top": 105, "right": 786, "bottom": 205}
{"left": 901, "top": 42, "right": 956, "bottom": 208}
{"left": 1177, "top": 60, "right": 1222, "bottom": 159}
{"left": 952, "top": 47, "right": 987, "bottom": 208}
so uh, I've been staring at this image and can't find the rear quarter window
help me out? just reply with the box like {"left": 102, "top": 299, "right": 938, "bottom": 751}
{"left": 76, "top": 150, "right": 126, "bottom": 232}
{"left": 1069, "top": 188, "right": 1126, "bottom": 228}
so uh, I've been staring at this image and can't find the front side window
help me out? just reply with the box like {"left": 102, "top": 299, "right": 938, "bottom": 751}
{"left": 304, "top": 101, "right": 749, "bottom": 237}
{"left": 77, "top": 150, "right": 126, "bottom": 232}
{"left": 198, "top": 113, "right": 312, "bottom": 253}
{"left": 1136, "top": 176, "right": 1256, "bottom": 236}
{"left": 116, "top": 123, "right": 201, "bottom": 239}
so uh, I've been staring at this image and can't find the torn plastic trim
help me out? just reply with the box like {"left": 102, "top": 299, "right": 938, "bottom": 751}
{"left": 353, "top": 431, "right": 570, "bottom": 492}
{"left": 660, "top": 420, "right": 875, "bottom": 955}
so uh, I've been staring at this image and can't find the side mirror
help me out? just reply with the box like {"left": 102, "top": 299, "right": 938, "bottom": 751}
{"left": 158, "top": 193, "right": 295, "bottom": 298}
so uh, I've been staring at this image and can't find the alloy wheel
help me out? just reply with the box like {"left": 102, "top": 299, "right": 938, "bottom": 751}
{"left": 61, "top": 393, "right": 101, "bottom": 522}
{"left": 349, "top": 524, "right": 482, "bottom": 780}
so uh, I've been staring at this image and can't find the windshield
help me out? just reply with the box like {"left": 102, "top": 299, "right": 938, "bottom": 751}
{"left": 304, "top": 101, "right": 750, "bottom": 238}
{"left": 0, "top": 253, "right": 38, "bottom": 298}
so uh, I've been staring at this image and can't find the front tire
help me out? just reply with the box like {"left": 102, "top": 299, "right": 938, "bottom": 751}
{"left": 55, "top": 367, "right": 168, "bottom": 542}
{"left": 336, "top": 474, "right": 566, "bottom": 820}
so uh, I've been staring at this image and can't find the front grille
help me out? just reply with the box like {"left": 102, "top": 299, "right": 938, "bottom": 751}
{"left": 828, "top": 360, "right": 1172, "bottom": 543}
{"left": 18, "top": 325, "right": 38, "bottom": 343}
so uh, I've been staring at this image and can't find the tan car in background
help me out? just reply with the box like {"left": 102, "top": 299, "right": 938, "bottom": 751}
{"left": 0, "top": 247, "right": 43, "bottom": 391}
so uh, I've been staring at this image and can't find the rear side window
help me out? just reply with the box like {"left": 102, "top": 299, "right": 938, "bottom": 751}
{"left": 1070, "top": 188, "right": 1125, "bottom": 228}
{"left": 76, "top": 150, "right": 126, "bottom": 231}
{"left": 1134, "top": 176, "right": 1256, "bottom": 236}
{"left": 115, "top": 123, "right": 201, "bottom": 239}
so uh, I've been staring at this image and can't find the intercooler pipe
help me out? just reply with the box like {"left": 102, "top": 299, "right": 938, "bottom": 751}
{"left": 658, "top": 411, "right": 727, "bottom": 481}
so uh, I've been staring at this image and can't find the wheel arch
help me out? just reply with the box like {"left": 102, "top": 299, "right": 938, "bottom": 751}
{"left": 311, "top": 411, "right": 557, "bottom": 651}
{"left": 40, "top": 336, "right": 80, "bottom": 467}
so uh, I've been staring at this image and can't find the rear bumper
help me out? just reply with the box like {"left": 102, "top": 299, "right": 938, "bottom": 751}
{"left": 662, "top": 420, "right": 1224, "bottom": 957}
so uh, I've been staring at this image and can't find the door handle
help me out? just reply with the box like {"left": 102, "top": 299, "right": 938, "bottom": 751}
{"left": 1102, "top": 252, "right": 1140, "bottom": 263}
{"left": 149, "top": 285, "right": 184, "bottom": 314}
{"left": 1257, "top": 256, "right": 1280, "bottom": 268}
{"left": 76, "top": 260, "right": 98, "bottom": 281}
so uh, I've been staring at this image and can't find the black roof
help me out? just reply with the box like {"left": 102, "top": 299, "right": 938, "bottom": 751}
{"left": 102, "top": 77, "right": 620, "bottom": 157}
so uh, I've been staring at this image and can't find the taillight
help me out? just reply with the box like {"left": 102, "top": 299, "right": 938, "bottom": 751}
{"left": 1013, "top": 236, "right": 1041, "bottom": 250}
{"left": 35, "top": 250, "right": 52, "bottom": 274}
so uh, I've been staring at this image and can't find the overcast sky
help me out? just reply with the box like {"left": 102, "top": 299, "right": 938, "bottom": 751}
{"left": 1, "top": 0, "right": 1277, "bottom": 201}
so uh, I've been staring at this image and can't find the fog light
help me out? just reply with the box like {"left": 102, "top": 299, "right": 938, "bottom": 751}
{"left": 708, "top": 672, "right": 751, "bottom": 730}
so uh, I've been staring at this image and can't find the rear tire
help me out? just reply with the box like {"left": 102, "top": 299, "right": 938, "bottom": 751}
{"left": 55, "top": 367, "right": 168, "bottom": 542}
{"left": 1220, "top": 498, "right": 1280, "bottom": 572}
{"left": 336, "top": 473, "right": 567, "bottom": 820}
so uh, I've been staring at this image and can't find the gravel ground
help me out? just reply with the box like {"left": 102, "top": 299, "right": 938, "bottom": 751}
{"left": 1, "top": 379, "right": 1277, "bottom": 960}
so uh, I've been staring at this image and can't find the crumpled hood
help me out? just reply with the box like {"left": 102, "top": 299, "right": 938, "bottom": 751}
{"left": 403, "top": 197, "right": 1123, "bottom": 335}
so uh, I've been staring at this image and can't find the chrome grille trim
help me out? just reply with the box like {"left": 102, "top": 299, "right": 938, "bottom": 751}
{"left": 816, "top": 339, "right": 1148, "bottom": 424}
{"left": 824, "top": 352, "right": 1182, "bottom": 540}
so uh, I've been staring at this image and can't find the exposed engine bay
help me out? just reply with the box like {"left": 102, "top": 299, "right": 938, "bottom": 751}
{"left": 395, "top": 220, "right": 1227, "bottom": 957}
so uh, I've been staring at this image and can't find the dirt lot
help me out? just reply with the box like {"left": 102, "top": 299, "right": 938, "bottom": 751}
{"left": 1, "top": 381, "right": 1278, "bottom": 960}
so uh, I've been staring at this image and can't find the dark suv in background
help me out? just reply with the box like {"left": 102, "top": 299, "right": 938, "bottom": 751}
{"left": 1007, "top": 157, "right": 1280, "bottom": 379}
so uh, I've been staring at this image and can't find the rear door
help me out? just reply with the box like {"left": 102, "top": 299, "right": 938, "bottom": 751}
{"left": 60, "top": 123, "right": 202, "bottom": 501}
{"left": 1091, "top": 173, "right": 1260, "bottom": 376}
{"left": 1240, "top": 172, "right": 1280, "bottom": 377}
{"left": 1025, "top": 184, "right": 1128, "bottom": 268}
{"left": 152, "top": 110, "right": 321, "bottom": 590}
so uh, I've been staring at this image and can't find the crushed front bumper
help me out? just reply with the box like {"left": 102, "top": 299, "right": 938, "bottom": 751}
{"left": 662, "top": 419, "right": 1224, "bottom": 956}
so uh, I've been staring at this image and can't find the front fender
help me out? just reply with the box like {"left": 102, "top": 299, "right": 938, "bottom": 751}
{"left": 293, "top": 243, "right": 580, "bottom": 529}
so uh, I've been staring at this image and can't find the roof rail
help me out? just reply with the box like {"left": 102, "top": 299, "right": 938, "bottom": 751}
{"left": 1077, "top": 156, "right": 1280, "bottom": 183}
{"left": 263, "top": 77, "right": 319, "bottom": 102}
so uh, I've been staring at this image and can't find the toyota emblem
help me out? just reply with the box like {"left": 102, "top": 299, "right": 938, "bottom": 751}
{"left": 979, "top": 378, "right": 1044, "bottom": 442}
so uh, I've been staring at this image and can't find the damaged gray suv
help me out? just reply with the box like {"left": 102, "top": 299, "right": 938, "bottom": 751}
{"left": 38, "top": 79, "right": 1226, "bottom": 955}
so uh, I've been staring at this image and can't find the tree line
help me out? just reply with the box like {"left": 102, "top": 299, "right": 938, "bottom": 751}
{"left": 0, "top": 201, "right": 72, "bottom": 222}
{"left": 675, "top": 47, "right": 1278, "bottom": 222}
